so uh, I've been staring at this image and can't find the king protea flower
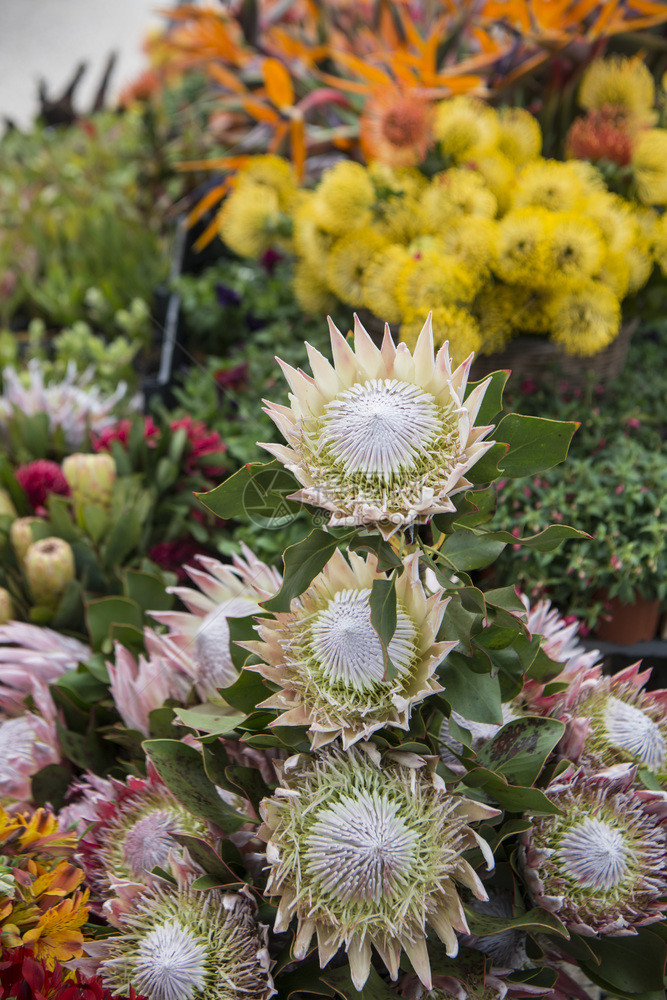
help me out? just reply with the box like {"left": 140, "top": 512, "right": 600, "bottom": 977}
{"left": 91, "top": 864, "right": 275, "bottom": 1000}
{"left": 246, "top": 549, "right": 454, "bottom": 749}
{"left": 556, "top": 661, "right": 667, "bottom": 773}
{"left": 261, "top": 314, "right": 496, "bottom": 538}
{"left": 147, "top": 545, "right": 281, "bottom": 704}
{"left": 70, "top": 768, "right": 213, "bottom": 897}
{"left": 519, "top": 763, "right": 667, "bottom": 936}
{"left": 259, "top": 744, "right": 499, "bottom": 990}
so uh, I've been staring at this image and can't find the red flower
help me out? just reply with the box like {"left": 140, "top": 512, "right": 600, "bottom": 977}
{"left": 0, "top": 946, "right": 144, "bottom": 999}
{"left": 148, "top": 539, "right": 210, "bottom": 581}
{"left": 566, "top": 106, "right": 639, "bottom": 167}
{"left": 92, "top": 417, "right": 160, "bottom": 452}
{"left": 169, "top": 416, "right": 226, "bottom": 477}
{"left": 214, "top": 363, "right": 248, "bottom": 393}
{"left": 15, "top": 460, "right": 70, "bottom": 514}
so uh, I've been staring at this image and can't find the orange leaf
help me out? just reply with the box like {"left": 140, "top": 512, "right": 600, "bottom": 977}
{"left": 194, "top": 215, "right": 224, "bottom": 252}
{"left": 290, "top": 118, "right": 306, "bottom": 180}
{"left": 241, "top": 97, "right": 280, "bottom": 123}
{"left": 328, "top": 50, "right": 394, "bottom": 88}
{"left": 263, "top": 58, "right": 295, "bottom": 109}
{"left": 208, "top": 63, "right": 245, "bottom": 94}
{"left": 186, "top": 182, "right": 231, "bottom": 228}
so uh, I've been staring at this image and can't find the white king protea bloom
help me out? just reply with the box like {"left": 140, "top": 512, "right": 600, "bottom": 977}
{"left": 147, "top": 545, "right": 281, "bottom": 703}
{"left": 519, "top": 764, "right": 667, "bottom": 936}
{"left": 259, "top": 745, "right": 499, "bottom": 990}
{"left": 245, "top": 549, "right": 455, "bottom": 749}
{"left": 95, "top": 871, "right": 275, "bottom": 1000}
{"left": 262, "top": 314, "right": 495, "bottom": 538}
{"left": 556, "top": 661, "right": 667, "bottom": 773}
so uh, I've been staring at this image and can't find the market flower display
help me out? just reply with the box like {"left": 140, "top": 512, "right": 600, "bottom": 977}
{"left": 259, "top": 745, "right": 498, "bottom": 990}
{"left": 262, "top": 314, "right": 495, "bottom": 538}
{"left": 247, "top": 549, "right": 455, "bottom": 748}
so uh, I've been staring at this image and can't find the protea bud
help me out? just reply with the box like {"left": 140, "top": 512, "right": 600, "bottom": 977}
{"left": 10, "top": 516, "right": 45, "bottom": 563}
{"left": 0, "top": 489, "right": 16, "bottom": 520}
{"left": 519, "top": 764, "right": 667, "bottom": 936}
{"left": 62, "top": 452, "right": 116, "bottom": 511}
{"left": 0, "top": 589, "right": 13, "bottom": 625}
{"left": 24, "top": 537, "right": 75, "bottom": 607}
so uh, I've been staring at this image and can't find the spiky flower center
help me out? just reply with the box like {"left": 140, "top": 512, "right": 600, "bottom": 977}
{"left": 122, "top": 810, "right": 180, "bottom": 881}
{"left": 558, "top": 817, "right": 629, "bottom": 890}
{"left": 305, "top": 792, "right": 417, "bottom": 903}
{"left": 603, "top": 696, "right": 665, "bottom": 771}
{"left": 320, "top": 379, "right": 440, "bottom": 478}
{"left": 132, "top": 920, "right": 207, "bottom": 1000}
{"left": 309, "top": 588, "right": 416, "bottom": 691}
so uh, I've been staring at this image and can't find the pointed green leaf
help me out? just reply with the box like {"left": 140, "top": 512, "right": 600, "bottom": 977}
{"left": 439, "top": 652, "right": 502, "bottom": 724}
{"left": 263, "top": 528, "right": 354, "bottom": 613}
{"left": 369, "top": 576, "right": 397, "bottom": 681}
{"left": 475, "top": 717, "right": 565, "bottom": 787}
{"left": 495, "top": 414, "right": 578, "bottom": 477}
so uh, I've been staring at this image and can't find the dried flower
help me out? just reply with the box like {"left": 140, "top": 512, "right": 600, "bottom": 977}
{"left": 262, "top": 315, "right": 495, "bottom": 539}
{"left": 247, "top": 549, "right": 454, "bottom": 749}
{"left": 147, "top": 545, "right": 280, "bottom": 704}
{"left": 519, "top": 764, "right": 667, "bottom": 936}
{"left": 24, "top": 538, "right": 75, "bottom": 608}
{"left": 259, "top": 745, "right": 498, "bottom": 990}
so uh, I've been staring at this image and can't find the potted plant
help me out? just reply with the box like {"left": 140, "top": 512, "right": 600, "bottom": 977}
{"left": 490, "top": 433, "right": 667, "bottom": 642}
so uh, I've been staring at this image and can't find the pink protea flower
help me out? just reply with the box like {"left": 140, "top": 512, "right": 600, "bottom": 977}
{"left": 147, "top": 545, "right": 281, "bottom": 703}
{"left": 69, "top": 767, "right": 214, "bottom": 897}
{"left": 15, "top": 460, "right": 70, "bottom": 514}
{"left": 107, "top": 640, "right": 190, "bottom": 736}
{"left": 0, "top": 697, "right": 60, "bottom": 802}
{"left": 517, "top": 596, "right": 602, "bottom": 715}
{"left": 0, "top": 622, "right": 90, "bottom": 715}
{"left": 556, "top": 661, "right": 667, "bottom": 771}
{"left": 519, "top": 763, "right": 667, "bottom": 936}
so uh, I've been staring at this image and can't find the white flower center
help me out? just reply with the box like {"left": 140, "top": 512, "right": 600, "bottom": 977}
{"left": 122, "top": 811, "right": 179, "bottom": 880}
{"left": 195, "top": 607, "right": 236, "bottom": 695}
{"left": 133, "top": 920, "right": 207, "bottom": 1000}
{"left": 309, "top": 589, "right": 416, "bottom": 690}
{"left": 604, "top": 696, "right": 665, "bottom": 771}
{"left": 305, "top": 792, "right": 417, "bottom": 903}
{"left": 320, "top": 379, "right": 440, "bottom": 478}
{"left": 558, "top": 817, "right": 629, "bottom": 890}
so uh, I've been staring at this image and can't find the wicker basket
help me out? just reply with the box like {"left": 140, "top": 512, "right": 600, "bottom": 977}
{"left": 470, "top": 319, "right": 637, "bottom": 389}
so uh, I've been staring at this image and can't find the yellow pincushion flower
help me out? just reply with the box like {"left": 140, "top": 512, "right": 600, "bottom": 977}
{"left": 314, "top": 161, "right": 376, "bottom": 235}
{"left": 494, "top": 208, "right": 553, "bottom": 286}
{"left": 512, "top": 160, "right": 584, "bottom": 212}
{"left": 497, "top": 107, "right": 542, "bottom": 165}
{"left": 368, "top": 162, "right": 428, "bottom": 199}
{"left": 439, "top": 216, "right": 499, "bottom": 276}
{"left": 239, "top": 154, "right": 299, "bottom": 210}
{"left": 293, "top": 261, "right": 338, "bottom": 314}
{"left": 434, "top": 96, "right": 500, "bottom": 162}
{"left": 293, "top": 196, "right": 336, "bottom": 262}
{"left": 468, "top": 149, "right": 515, "bottom": 214}
{"left": 422, "top": 169, "right": 497, "bottom": 231}
{"left": 401, "top": 305, "right": 482, "bottom": 364}
{"left": 625, "top": 238, "right": 653, "bottom": 295}
{"left": 579, "top": 55, "right": 655, "bottom": 120}
{"left": 362, "top": 245, "right": 411, "bottom": 324}
{"left": 632, "top": 129, "right": 667, "bottom": 205}
{"left": 473, "top": 284, "right": 535, "bottom": 351}
{"left": 219, "top": 181, "right": 288, "bottom": 259}
{"left": 586, "top": 191, "right": 636, "bottom": 254}
{"left": 594, "top": 249, "right": 631, "bottom": 299}
{"left": 651, "top": 212, "right": 667, "bottom": 276}
{"left": 546, "top": 281, "right": 621, "bottom": 356}
{"left": 566, "top": 159, "right": 607, "bottom": 193}
{"left": 397, "top": 248, "right": 480, "bottom": 316}
{"left": 326, "top": 228, "right": 388, "bottom": 305}
{"left": 545, "top": 212, "right": 604, "bottom": 285}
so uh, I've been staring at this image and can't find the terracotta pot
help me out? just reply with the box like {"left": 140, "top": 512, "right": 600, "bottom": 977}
{"left": 593, "top": 593, "right": 661, "bottom": 645}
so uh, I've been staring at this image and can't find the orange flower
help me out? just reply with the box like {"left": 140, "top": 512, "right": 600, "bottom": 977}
{"left": 360, "top": 86, "right": 434, "bottom": 167}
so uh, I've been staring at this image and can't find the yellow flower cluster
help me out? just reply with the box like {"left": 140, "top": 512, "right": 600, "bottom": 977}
{"left": 0, "top": 806, "right": 90, "bottom": 969}
{"left": 218, "top": 94, "right": 661, "bottom": 359}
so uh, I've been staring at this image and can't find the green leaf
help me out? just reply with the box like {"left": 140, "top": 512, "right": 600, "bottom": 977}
{"left": 439, "top": 530, "right": 506, "bottom": 571}
{"left": 31, "top": 764, "right": 72, "bottom": 812}
{"left": 175, "top": 704, "right": 246, "bottom": 737}
{"left": 579, "top": 929, "right": 667, "bottom": 995}
{"left": 124, "top": 569, "right": 174, "bottom": 613}
{"left": 348, "top": 533, "right": 402, "bottom": 571}
{"left": 172, "top": 833, "right": 244, "bottom": 886}
{"left": 463, "top": 905, "right": 569, "bottom": 940}
{"left": 495, "top": 414, "right": 578, "bottom": 478}
{"left": 102, "top": 507, "right": 144, "bottom": 569}
{"left": 464, "top": 369, "right": 509, "bottom": 426}
{"left": 474, "top": 717, "right": 565, "bottom": 787}
{"left": 467, "top": 441, "right": 508, "bottom": 485}
{"left": 277, "top": 965, "right": 336, "bottom": 998}
{"left": 85, "top": 596, "right": 143, "bottom": 651}
{"left": 369, "top": 577, "right": 397, "bottom": 681}
{"left": 53, "top": 668, "right": 109, "bottom": 709}
{"left": 263, "top": 528, "right": 353, "bottom": 613}
{"left": 482, "top": 523, "right": 588, "bottom": 551}
{"left": 196, "top": 460, "right": 300, "bottom": 525}
{"left": 143, "top": 739, "right": 248, "bottom": 833}
{"left": 439, "top": 652, "right": 502, "bottom": 724}
{"left": 218, "top": 670, "right": 268, "bottom": 714}
{"left": 81, "top": 504, "right": 108, "bottom": 545}
{"left": 322, "top": 964, "right": 400, "bottom": 999}
{"left": 462, "top": 767, "right": 563, "bottom": 814}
